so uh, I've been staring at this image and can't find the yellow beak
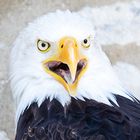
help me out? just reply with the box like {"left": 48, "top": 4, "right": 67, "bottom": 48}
{"left": 42, "top": 36, "right": 88, "bottom": 96}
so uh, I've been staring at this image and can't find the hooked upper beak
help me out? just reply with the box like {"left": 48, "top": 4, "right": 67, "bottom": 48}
{"left": 42, "top": 36, "right": 88, "bottom": 96}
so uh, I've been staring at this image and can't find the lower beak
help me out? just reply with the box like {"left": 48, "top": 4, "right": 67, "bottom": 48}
{"left": 42, "top": 37, "right": 87, "bottom": 96}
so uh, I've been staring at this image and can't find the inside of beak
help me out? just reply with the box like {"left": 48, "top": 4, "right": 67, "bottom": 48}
{"left": 45, "top": 59, "right": 87, "bottom": 84}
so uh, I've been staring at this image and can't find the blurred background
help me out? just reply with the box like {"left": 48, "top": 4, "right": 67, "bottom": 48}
{"left": 0, "top": 0, "right": 140, "bottom": 139}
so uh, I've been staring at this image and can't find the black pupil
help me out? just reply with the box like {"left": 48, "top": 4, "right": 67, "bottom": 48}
{"left": 83, "top": 39, "right": 88, "bottom": 44}
{"left": 41, "top": 43, "right": 46, "bottom": 47}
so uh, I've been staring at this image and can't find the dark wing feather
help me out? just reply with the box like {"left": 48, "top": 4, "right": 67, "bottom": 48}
{"left": 16, "top": 96, "right": 140, "bottom": 140}
{"left": 115, "top": 95, "right": 140, "bottom": 121}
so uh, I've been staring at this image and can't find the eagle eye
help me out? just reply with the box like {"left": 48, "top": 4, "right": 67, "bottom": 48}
{"left": 37, "top": 39, "right": 51, "bottom": 52}
{"left": 82, "top": 38, "right": 90, "bottom": 48}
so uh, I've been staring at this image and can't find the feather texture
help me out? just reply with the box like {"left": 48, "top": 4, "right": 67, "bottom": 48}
{"left": 16, "top": 95, "right": 140, "bottom": 140}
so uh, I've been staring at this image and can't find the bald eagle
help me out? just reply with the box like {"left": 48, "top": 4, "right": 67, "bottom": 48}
{"left": 10, "top": 11, "right": 140, "bottom": 140}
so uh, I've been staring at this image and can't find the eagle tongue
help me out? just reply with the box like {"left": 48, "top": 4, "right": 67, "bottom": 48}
{"left": 56, "top": 68, "right": 72, "bottom": 84}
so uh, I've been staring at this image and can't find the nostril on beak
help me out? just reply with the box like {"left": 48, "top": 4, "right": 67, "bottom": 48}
{"left": 61, "top": 44, "right": 63, "bottom": 48}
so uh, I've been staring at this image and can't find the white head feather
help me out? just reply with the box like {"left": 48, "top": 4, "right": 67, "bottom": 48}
{"left": 10, "top": 10, "right": 133, "bottom": 122}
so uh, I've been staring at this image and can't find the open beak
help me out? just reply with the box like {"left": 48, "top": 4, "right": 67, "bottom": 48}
{"left": 42, "top": 36, "right": 88, "bottom": 96}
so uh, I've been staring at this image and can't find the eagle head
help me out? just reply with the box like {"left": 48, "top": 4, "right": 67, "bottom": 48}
{"left": 10, "top": 10, "right": 132, "bottom": 121}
